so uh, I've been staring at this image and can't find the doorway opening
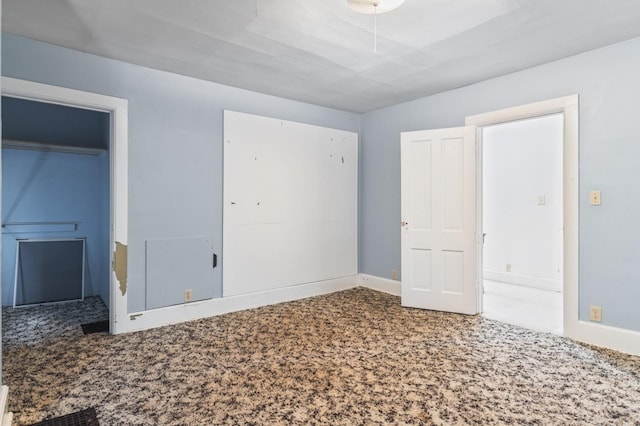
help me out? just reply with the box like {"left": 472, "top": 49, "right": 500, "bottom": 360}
{"left": 2, "top": 96, "right": 111, "bottom": 342}
{"left": 400, "top": 96, "right": 578, "bottom": 336}
{"left": 480, "top": 114, "right": 564, "bottom": 335}
{"left": 466, "top": 95, "right": 579, "bottom": 338}
{"left": 1, "top": 77, "right": 130, "bottom": 341}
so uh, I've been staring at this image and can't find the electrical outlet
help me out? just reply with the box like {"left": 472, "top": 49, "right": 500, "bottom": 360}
{"left": 589, "top": 305, "right": 602, "bottom": 322}
{"left": 506, "top": 264, "right": 512, "bottom": 272}
{"left": 590, "top": 190, "right": 601, "bottom": 206}
{"left": 184, "top": 289, "right": 193, "bottom": 302}
{"left": 538, "top": 195, "right": 546, "bottom": 205}
{"left": 391, "top": 269, "right": 398, "bottom": 280}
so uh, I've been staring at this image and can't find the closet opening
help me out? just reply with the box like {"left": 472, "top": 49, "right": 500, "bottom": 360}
{"left": 2, "top": 96, "right": 111, "bottom": 343}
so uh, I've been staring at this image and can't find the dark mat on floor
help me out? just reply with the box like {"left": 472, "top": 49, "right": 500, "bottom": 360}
{"left": 29, "top": 407, "right": 99, "bottom": 426}
{"left": 81, "top": 320, "right": 109, "bottom": 335}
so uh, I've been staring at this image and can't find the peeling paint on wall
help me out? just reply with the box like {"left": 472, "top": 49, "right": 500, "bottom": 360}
{"left": 114, "top": 242, "right": 128, "bottom": 295}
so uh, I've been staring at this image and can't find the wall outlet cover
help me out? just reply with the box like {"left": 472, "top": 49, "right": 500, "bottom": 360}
{"left": 589, "top": 305, "right": 602, "bottom": 322}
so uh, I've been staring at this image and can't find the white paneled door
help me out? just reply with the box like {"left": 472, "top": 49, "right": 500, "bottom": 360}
{"left": 401, "top": 126, "right": 478, "bottom": 314}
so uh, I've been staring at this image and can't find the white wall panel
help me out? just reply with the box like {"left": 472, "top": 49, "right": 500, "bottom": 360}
{"left": 223, "top": 111, "right": 357, "bottom": 297}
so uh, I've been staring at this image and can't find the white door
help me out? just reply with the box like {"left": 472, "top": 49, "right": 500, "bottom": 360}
{"left": 401, "top": 126, "right": 478, "bottom": 314}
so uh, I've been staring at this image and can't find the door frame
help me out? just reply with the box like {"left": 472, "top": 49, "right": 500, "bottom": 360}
{"left": 466, "top": 95, "right": 579, "bottom": 338}
{"left": 1, "top": 77, "right": 129, "bottom": 334}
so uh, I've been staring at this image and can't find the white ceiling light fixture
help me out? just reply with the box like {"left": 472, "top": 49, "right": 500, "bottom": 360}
{"left": 347, "top": 0, "right": 406, "bottom": 52}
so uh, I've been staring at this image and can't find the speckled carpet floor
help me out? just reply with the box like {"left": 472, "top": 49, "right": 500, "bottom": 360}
{"left": 3, "top": 288, "right": 640, "bottom": 425}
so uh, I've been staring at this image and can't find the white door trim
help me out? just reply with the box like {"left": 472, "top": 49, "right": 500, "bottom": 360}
{"left": 1, "top": 77, "right": 129, "bottom": 335}
{"left": 467, "top": 95, "right": 640, "bottom": 356}
{"left": 466, "top": 95, "right": 578, "bottom": 338}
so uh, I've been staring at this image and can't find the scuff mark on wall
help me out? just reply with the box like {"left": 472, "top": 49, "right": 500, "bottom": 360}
{"left": 114, "top": 241, "right": 128, "bottom": 296}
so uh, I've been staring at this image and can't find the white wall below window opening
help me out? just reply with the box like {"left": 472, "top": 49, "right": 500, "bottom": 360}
{"left": 483, "top": 114, "right": 563, "bottom": 292}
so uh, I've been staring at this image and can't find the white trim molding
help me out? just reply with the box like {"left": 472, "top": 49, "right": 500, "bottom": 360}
{"left": 467, "top": 95, "right": 579, "bottom": 340}
{"left": 0, "top": 385, "right": 12, "bottom": 426}
{"left": 359, "top": 274, "right": 401, "bottom": 296}
{"left": 1, "top": 76, "right": 129, "bottom": 335}
{"left": 483, "top": 270, "right": 561, "bottom": 293}
{"left": 98, "top": 273, "right": 405, "bottom": 334}
{"left": 119, "top": 276, "right": 359, "bottom": 333}
{"left": 571, "top": 321, "right": 640, "bottom": 356}
{"left": 466, "top": 94, "right": 640, "bottom": 356}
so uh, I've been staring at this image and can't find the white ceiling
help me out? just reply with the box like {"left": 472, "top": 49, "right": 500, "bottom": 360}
{"left": 4, "top": 0, "right": 640, "bottom": 113}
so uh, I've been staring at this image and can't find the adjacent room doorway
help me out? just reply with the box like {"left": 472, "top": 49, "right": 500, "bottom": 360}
{"left": 401, "top": 95, "right": 579, "bottom": 338}
{"left": 480, "top": 114, "right": 564, "bottom": 334}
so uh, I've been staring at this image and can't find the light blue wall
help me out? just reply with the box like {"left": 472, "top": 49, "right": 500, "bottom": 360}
{"left": 9, "top": 30, "right": 638, "bottom": 332}
{"left": 360, "top": 36, "right": 640, "bottom": 332}
{"left": 1, "top": 148, "right": 110, "bottom": 306}
{"left": 1, "top": 34, "right": 361, "bottom": 312}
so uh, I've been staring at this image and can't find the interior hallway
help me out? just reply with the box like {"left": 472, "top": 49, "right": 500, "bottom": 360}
{"left": 483, "top": 280, "right": 563, "bottom": 335}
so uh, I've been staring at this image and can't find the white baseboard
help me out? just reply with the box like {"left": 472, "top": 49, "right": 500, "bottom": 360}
{"left": 116, "top": 273, "right": 404, "bottom": 334}
{"left": 359, "top": 274, "right": 401, "bottom": 296}
{"left": 0, "top": 386, "right": 8, "bottom": 415}
{"left": 2, "top": 411, "right": 13, "bottom": 426}
{"left": 566, "top": 320, "right": 640, "bottom": 356}
{"left": 359, "top": 274, "right": 640, "bottom": 356}
{"left": 116, "top": 275, "right": 360, "bottom": 334}
{"left": 113, "top": 271, "right": 640, "bottom": 357}
{"left": 0, "top": 385, "right": 11, "bottom": 426}
{"left": 484, "top": 270, "right": 560, "bottom": 292}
